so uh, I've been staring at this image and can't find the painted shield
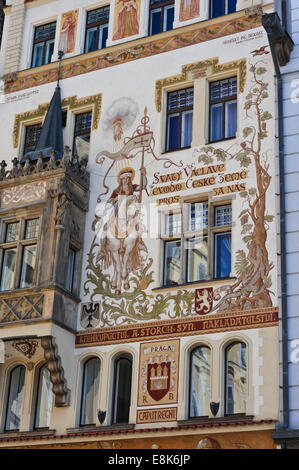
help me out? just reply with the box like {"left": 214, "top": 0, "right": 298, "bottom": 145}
{"left": 147, "top": 362, "right": 171, "bottom": 401}
{"left": 195, "top": 287, "right": 213, "bottom": 315}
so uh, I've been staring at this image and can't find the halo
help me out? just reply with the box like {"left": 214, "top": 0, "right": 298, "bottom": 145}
{"left": 117, "top": 167, "right": 135, "bottom": 184}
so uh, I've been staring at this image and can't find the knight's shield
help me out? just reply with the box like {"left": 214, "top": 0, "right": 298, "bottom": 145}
{"left": 147, "top": 362, "right": 171, "bottom": 401}
{"left": 195, "top": 287, "right": 213, "bottom": 315}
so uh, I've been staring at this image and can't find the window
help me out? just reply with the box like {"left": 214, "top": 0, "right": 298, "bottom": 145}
{"left": 225, "top": 342, "right": 247, "bottom": 415}
{"left": 34, "top": 364, "right": 53, "bottom": 429}
{"left": 162, "top": 202, "right": 232, "bottom": 286}
{"left": 189, "top": 346, "right": 211, "bottom": 418}
{"left": 31, "top": 22, "right": 56, "bottom": 68}
{"left": 5, "top": 365, "right": 26, "bottom": 431}
{"left": 166, "top": 88, "right": 193, "bottom": 152}
{"left": 85, "top": 7, "right": 110, "bottom": 53}
{"left": 80, "top": 358, "right": 101, "bottom": 426}
{"left": 73, "top": 112, "right": 92, "bottom": 159}
{"left": 23, "top": 124, "right": 42, "bottom": 156}
{"left": 209, "top": 77, "right": 237, "bottom": 143}
{"left": 65, "top": 247, "right": 76, "bottom": 292}
{"left": 112, "top": 354, "right": 132, "bottom": 424}
{"left": 0, "top": 218, "right": 40, "bottom": 291}
{"left": 210, "top": 0, "right": 237, "bottom": 18}
{"left": 149, "top": 0, "right": 174, "bottom": 35}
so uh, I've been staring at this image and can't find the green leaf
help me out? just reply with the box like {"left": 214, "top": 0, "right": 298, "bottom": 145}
{"left": 240, "top": 191, "right": 248, "bottom": 198}
{"left": 241, "top": 224, "right": 253, "bottom": 234}
{"left": 248, "top": 188, "right": 257, "bottom": 196}
{"left": 243, "top": 235, "right": 252, "bottom": 243}
{"left": 256, "top": 67, "right": 267, "bottom": 75}
{"left": 264, "top": 215, "right": 274, "bottom": 222}
{"left": 261, "top": 111, "right": 272, "bottom": 121}
{"left": 243, "top": 127, "right": 253, "bottom": 138}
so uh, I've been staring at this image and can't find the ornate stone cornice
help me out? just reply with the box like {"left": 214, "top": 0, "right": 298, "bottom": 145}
{"left": 4, "top": 13, "right": 262, "bottom": 95}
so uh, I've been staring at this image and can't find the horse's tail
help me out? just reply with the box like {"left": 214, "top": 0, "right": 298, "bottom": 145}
{"left": 129, "top": 236, "right": 145, "bottom": 273}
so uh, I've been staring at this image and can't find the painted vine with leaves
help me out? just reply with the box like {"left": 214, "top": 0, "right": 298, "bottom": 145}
{"left": 195, "top": 58, "right": 274, "bottom": 312}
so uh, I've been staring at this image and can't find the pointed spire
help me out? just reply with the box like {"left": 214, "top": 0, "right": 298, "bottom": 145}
{"left": 21, "top": 52, "right": 64, "bottom": 163}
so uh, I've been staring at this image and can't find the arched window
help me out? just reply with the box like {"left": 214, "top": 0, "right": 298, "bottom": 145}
{"left": 189, "top": 346, "right": 211, "bottom": 418}
{"left": 34, "top": 364, "right": 53, "bottom": 429}
{"left": 225, "top": 342, "right": 247, "bottom": 415}
{"left": 5, "top": 365, "right": 26, "bottom": 431}
{"left": 80, "top": 357, "right": 101, "bottom": 426}
{"left": 112, "top": 354, "right": 132, "bottom": 424}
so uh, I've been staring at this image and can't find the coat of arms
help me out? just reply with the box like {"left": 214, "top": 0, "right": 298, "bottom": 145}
{"left": 147, "top": 362, "right": 171, "bottom": 401}
{"left": 195, "top": 287, "right": 213, "bottom": 315}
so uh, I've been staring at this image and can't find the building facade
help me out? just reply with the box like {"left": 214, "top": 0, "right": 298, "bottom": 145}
{"left": 263, "top": 0, "right": 299, "bottom": 449}
{"left": 0, "top": 0, "right": 283, "bottom": 449}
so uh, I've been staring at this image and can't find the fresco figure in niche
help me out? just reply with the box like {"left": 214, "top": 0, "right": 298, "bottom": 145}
{"left": 179, "top": 0, "right": 200, "bottom": 21}
{"left": 58, "top": 10, "right": 78, "bottom": 53}
{"left": 96, "top": 167, "right": 148, "bottom": 295}
{"left": 113, "top": 0, "right": 139, "bottom": 41}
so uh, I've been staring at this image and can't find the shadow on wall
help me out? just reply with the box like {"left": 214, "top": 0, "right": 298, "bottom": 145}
{"left": 0, "top": 1, "right": 5, "bottom": 49}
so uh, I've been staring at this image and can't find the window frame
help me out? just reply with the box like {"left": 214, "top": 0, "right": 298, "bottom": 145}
{"left": 0, "top": 217, "right": 41, "bottom": 292}
{"left": 209, "top": 76, "right": 238, "bottom": 144}
{"left": 4, "top": 365, "right": 26, "bottom": 432}
{"left": 33, "top": 363, "right": 53, "bottom": 430}
{"left": 31, "top": 21, "right": 57, "bottom": 69}
{"left": 149, "top": 0, "right": 175, "bottom": 36}
{"left": 160, "top": 199, "right": 232, "bottom": 287}
{"left": 72, "top": 111, "right": 93, "bottom": 158}
{"left": 84, "top": 6, "right": 110, "bottom": 54}
{"left": 210, "top": 0, "right": 237, "bottom": 19}
{"left": 80, "top": 357, "right": 101, "bottom": 427}
{"left": 165, "top": 86, "right": 194, "bottom": 153}
{"left": 224, "top": 341, "right": 247, "bottom": 416}
{"left": 111, "top": 354, "right": 132, "bottom": 425}
{"left": 23, "top": 123, "right": 43, "bottom": 156}
{"left": 188, "top": 345, "right": 211, "bottom": 419}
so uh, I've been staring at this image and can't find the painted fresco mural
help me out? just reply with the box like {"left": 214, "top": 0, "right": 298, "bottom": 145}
{"left": 195, "top": 57, "right": 274, "bottom": 313}
{"left": 58, "top": 10, "right": 79, "bottom": 54}
{"left": 83, "top": 50, "right": 277, "bottom": 328}
{"left": 113, "top": 0, "right": 140, "bottom": 41}
{"left": 179, "top": 0, "right": 200, "bottom": 22}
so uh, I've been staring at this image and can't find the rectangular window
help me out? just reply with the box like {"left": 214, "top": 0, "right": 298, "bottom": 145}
{"left": 66, "top": 247, "right": 76, "bottom": 292}
{"left": 20, "top": 245, "right": 37, "bottom": 289}
{"left": 149, "top": 0, "right": 174, "bottom": 35}
{"left": 23, "top": 124, "right": 42, "bottom": 156}
{"left": 85, "top": 7, "right": 110, "bottom": 53}
{"left": 31, "top": 22, "right": 56, "bottom": 68}
{"left": 210, "top": 77, "right": 237, "bottom": 143}
{"left": 210, "top": 0, "right": 237, "bottom": 18}
{"left": 73, "top": 112, "right": 92, "bottom": 160}
{"left": 0, "top": 218, "right": 40, "bottom": 291}
{"left": 161, "top": 202, "right": 232, "bottom": 286}
{"left": 166, "top": 88, "right": 194, "bottom": 152}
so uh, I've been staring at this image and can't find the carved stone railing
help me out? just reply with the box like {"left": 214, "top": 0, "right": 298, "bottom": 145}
{"left": 0, "top": 146, "right": 89, "bottom": 185}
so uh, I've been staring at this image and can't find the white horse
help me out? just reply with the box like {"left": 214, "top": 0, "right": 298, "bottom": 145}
{"left": 95, "top": 194, "right": 147, "bottom": 295}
